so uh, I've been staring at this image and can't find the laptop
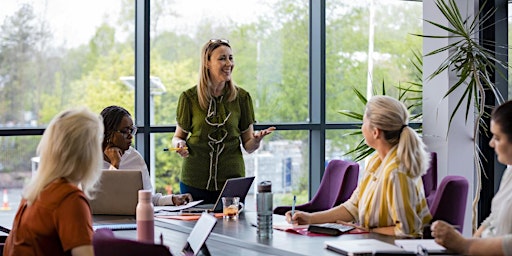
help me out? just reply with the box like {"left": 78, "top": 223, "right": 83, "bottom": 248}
{"left": 181, "top": 212, "right": 217, "bottom": 255}
{"left": 185, "top": 176, "right": 255, "bottom": 213}
{"left": 324, "top": 239, "right": 406, "bottom": 256}
{"left": 89, "top": 169, "right": 144, "bottom": 215}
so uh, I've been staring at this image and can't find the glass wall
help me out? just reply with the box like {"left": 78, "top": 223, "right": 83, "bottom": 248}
{"left": 0, "top": 0, "right": 422, "bottom": 220}
{"left": 0, "top": 0, "right": 135, "bottom": 226}
{"left": 326, "top": 0, "right": 423, "bottom": 123}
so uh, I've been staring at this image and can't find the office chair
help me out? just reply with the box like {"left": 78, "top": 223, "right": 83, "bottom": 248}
{"left": 93, "top": 228, "right": 174, "bottom": 256}
{"left": 273, "top": 159, "right": 359, "bottom": 215}
{"left": 421, "top": 152, "right": 438, "bottom": 207}
{"left": 423, "top": 175, "right": 468, "bottom": 238}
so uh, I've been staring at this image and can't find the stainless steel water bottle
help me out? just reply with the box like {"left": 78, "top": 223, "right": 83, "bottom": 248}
{"left": 257, "top": 181, "right": 273, "bottom": 238}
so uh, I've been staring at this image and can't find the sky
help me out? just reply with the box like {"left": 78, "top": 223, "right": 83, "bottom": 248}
{"left": 0, "top": 0, "right": 267, "bottom": 48}
{"left": 0, "top": 0, "right": 121, "bottom": 48}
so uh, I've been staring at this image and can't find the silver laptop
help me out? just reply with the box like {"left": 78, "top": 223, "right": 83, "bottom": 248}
{"left": 181, "top": 212, "right": 217, "bottom": 255}
{"left": 89, "top": 169, "right": 144, "bottom": 215}
{"left": 185, "top": 176, "right": 255, "bottom": 213}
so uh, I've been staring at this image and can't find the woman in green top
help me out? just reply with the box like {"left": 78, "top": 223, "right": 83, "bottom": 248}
{"left": 172, "top": 39, "right": 275, "bottom": 204}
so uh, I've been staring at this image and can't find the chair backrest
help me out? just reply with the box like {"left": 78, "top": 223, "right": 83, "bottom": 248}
{"left": 428, "top": 175, "right": 468, "bottom": 234}
{"left": 422, "top": 152, "right": 438, "bottom": 207}
{"left": 309, "top": 159, "right": 359, "bottom": 209}
{"left": 93, "top": 229, "right": 172, "bottom": 256}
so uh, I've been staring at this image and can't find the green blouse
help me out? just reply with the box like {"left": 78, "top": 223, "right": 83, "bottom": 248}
{"left": 176, "top": 86, "right": 255, "bottom": 191}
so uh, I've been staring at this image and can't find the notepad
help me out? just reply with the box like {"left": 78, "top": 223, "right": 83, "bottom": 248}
{"left": 272, "top": 222, "right": 312, "bottom": 236}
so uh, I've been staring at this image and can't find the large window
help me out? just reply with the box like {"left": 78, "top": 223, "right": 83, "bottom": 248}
{"left": 326, "top": 0, "right": 423, "bottom": 123}
{"left": 0, "top": 0, "right": 422, "bottom": 219}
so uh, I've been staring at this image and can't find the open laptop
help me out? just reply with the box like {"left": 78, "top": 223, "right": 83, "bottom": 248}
{"left": 185, "top": 176, "right": 255, "bottom": 213}
{"left": 181, "top": 212, "right": 217, "bottom": 255}
{"left": 89, "top": 169, "right": 144, "bottom": 215}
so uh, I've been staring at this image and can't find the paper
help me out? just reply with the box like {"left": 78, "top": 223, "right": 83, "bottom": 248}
{"left": 156, "top": 213, "right": 223, "bottom": 221}
{"left": 395, "top": 239, "right": 449, "bottom": 254}
{"left": 273, "top": 221, "right": 308, "bottom": 230}
{"left": 154, "top": 200, "right": 203, "bottom": 212}
{"left": 272, "top": 222, "right": 326, "bottom": 236}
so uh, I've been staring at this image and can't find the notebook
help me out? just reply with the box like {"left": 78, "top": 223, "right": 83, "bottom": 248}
{"left": 324, "top": 239, "right": 406, "bottom": 255}
{"left": 394, "top": 239, "right": 453, "bottom": 255}
{"left": 185, "top": 176, "right": 255, "bottom": 213}
{"left": 89, "top": 169, "right": 144, "bottom": 215}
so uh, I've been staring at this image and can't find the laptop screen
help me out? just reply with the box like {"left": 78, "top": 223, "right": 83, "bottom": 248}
{"left": 89, "top": 169, "right": 144, "bottom": 215}
{"left": 190, "top": 176, "right": 255, "bottom": 212}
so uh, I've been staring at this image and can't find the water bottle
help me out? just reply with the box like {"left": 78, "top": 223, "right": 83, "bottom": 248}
{"left": 136, "top": 190, "right": 154, "bottom": 243}
{"left": 257, "top": 181, "right": 273, "bottom": 238}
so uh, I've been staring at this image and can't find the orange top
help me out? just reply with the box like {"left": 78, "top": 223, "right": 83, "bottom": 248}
{"left": 3, "top": 178, "right": 93, "bottom": 256}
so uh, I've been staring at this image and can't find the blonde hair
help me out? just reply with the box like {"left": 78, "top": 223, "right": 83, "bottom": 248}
{"left": 197, "top": 40, "right": 237, "bottom": 110}
{"left": 23, "top": 107, "right": 104, "bottom": 205}
{"left": 365, "top": 95, "right": 429, "bottom": 178}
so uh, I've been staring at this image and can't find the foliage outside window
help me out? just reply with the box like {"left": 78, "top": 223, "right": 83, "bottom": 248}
{"left": 0, "top": 0, "right": 422, "bottom": 211}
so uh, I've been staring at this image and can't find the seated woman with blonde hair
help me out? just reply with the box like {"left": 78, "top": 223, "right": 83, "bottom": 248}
{"left": 287, "top": 95, "right": 431, "bottom": 237}
{"left": 3, "top": 107, "right": 104, "bottom": 256}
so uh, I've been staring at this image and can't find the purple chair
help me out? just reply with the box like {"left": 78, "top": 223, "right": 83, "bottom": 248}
{"left": 424, "top": 175, "right": 468, "bottom": 238}
{"left": 422, "top": 152, "right": 438, "bottom": 207}
{"left": 93, "top": 229, "right": 173, "bottom": 256}
{"left": 273, "top": 159, "right": 359, "bottom": 215}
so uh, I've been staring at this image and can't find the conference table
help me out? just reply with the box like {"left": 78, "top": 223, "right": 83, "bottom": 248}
{"left": 101, "top": 211, "right": 401, "bottom": 256}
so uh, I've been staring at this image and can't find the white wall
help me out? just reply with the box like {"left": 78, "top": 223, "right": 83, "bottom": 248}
{"left": 423, "top": 0, "right": 477, "bottom": 236}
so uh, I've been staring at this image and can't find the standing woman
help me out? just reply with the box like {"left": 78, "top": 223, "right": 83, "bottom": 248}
{"left": 431, "top": 100, "right": 512, "bottom": 256}
{"left": 173, "top": 39, "right": 275, "bottom": 203}
{"left": 3, "top": 108, "right": 103, "bottom": 256}
{"left": 287, "top": 95, "right": 431, "bottom": 237}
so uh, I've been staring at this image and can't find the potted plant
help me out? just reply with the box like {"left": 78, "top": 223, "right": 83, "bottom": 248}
{"left": 418, "top": 0, "right": 509, "bottom": 230}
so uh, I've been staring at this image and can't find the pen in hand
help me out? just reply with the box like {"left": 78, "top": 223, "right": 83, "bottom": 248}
{"left": 163, "top": 147, "right": 188, "bottom": 152}
{"left": 291, "top": 195, "right": 296, "bottom": 217}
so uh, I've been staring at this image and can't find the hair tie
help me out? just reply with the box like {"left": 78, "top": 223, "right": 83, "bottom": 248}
{"left": 400, "top": 124, "right": 408, "bottom": 133}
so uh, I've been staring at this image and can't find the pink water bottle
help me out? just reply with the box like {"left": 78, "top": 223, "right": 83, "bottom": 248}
{"left": 136, "top": 190, "right": 154, "bottom": 243}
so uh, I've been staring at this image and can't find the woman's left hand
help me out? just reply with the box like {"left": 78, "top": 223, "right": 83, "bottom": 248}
{"left": 254, "top": 126, "right": 276, "bottom": 142}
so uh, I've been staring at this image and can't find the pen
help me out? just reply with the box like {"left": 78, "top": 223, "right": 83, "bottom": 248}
{"left": 160, "top": 233, "right": 163, "bottom": 245}
{"left": 163, "top": 147, "right": 188, "bottom": 152}
{"left": 291, "top": 195, "right": 296, "bottom": 217}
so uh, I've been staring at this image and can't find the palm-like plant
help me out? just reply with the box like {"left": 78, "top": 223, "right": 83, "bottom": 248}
{"left": 338, "top": 50, "right": 423, "bottom": 162}
{"left": 417, "top": 0, "right": 509, "bottom": 230}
